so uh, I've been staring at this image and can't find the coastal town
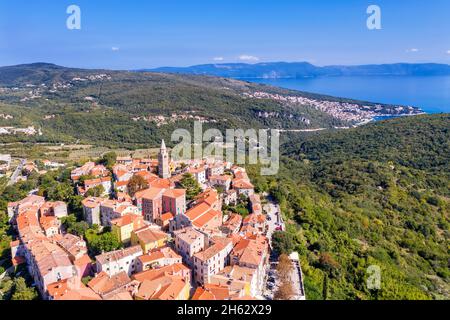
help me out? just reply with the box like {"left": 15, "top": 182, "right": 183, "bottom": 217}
{"left": 3, "top": 140, "right": 305, "bottom": 300}
{"left": 243, "top": 91, "right": 423, "bottom": 125}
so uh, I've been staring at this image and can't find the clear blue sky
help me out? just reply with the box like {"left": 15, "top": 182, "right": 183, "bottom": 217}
{"left": 0, "top": 0, "right": 449, "bottom": 69}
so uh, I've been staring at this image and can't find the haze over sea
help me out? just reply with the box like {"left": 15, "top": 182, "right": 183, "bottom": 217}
{"left": 244, "top": 76, "right": 450, "bottom": 114}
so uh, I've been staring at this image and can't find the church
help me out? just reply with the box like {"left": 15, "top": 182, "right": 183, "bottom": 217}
{"left": 158, "top": 140, "right": 170, "bottom": 179}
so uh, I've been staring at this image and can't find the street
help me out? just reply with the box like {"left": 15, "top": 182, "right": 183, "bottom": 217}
{"left": 262, "top": 196, "right": 306, "bottom": 300}
{"left": 263, "top": 195, "right": 285, "bottom": 248}
{"left": 7, "top": 158, "right": 25, "bottom": 187}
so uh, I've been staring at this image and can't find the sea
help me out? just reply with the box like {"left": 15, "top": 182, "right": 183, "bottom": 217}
{"left": 241, "top": 75, "right": 450, "bottom": 114}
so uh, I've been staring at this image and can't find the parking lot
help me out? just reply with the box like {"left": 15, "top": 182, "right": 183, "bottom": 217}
{"left": 262, "top": 255, "right": 306, "bottom": 300}
{"left": 262, "top": 262, "right": 279, "bottom": 300}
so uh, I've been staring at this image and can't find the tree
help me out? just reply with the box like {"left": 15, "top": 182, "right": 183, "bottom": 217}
{"left": 277, "top": 254, "right": 293, "bottom": 282}
{"left": 85, "top": 185, "right": 105, "bottom": 197}
{"left": 98, "top": 152, "right": 117, "bottom": 169}
{"left": 272, "top": 231, "right": 294, "bottom": 255}
{"left": 179, "top": 173, "right": 201, "bottom": 201}
{"left": 11, "top": 277, "right": 38, "bottom": 300}
{"left": 61, "top": 215, "right": 89, "bottom": 237}
{"left": 318, "top": 252, "right": 340, "bottom": 278}
{"left": 274, "top": 281, "right": 295, "bottom": 300}
{"left": 127, "top": 175, "right": 149, "bottom": 197}
{"left": 85, "top": 229, "right": 121, "bottom": 256}
{"left": 46, "top": 182, "right": 74, "bottom": 202}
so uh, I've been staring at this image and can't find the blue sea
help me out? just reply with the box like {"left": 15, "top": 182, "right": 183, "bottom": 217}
{"left": 243, "top": 76, "right": 450, "bottom": 114}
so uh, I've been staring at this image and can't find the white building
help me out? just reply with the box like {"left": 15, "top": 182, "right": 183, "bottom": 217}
{"left": 192, "top": 237, "right": 233, "bottom": 286}
{"left": 95, "top": 245, "right": 143, "bottom": 277}
{"left": 173, "top": 227, "right": 206, "bottom": 268}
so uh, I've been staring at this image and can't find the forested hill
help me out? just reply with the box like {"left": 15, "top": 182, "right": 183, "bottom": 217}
{"left": 0, "top": 63, "right": 420, "bottom": 148}
{"left": 250, "top": 114, "right": 450, "bottom": 300}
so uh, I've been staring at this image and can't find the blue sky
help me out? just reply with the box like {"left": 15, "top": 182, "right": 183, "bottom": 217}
{"left": 0, "top": 0, "right": 449, "bottom": 69}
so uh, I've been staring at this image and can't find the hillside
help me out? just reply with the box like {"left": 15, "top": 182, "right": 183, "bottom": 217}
{"left": 249, "top": 114, "right": 450, "bottom": 300}
{"left": 148, "top": 62, "right": 450, "bottom": 79}
{"left": 0, "top": 63, "right": 421, "bottom": 148}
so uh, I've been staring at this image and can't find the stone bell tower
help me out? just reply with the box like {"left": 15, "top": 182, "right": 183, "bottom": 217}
{"left": 158, "top": 140, "right": 170, "bottom": 179}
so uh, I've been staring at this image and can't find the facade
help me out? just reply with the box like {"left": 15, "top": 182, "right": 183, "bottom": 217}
{"left": 207, "top": 164, "right": 225, "bottom": 179}
{"left": 220, "top": 214, "right": 243, "bottom": 235}
{"left": 95, "top": 246, "right": 143, "bottom": 277}
{"left": 192, "top": 237, "right": 233, "bottom": 285}
{"left": 131, "top": 225, "right": 169, "bottom": 254}
{"left": 232, "top": 179, "right": 255, "bottom": 197}
{"left": 136, "top": 247, "right": 182, "bottom": 272}
{"left": 100, "top": 200, "right": 139, "bottom": 227}
{"left": 138, "top": 188, "right": 165, "bottom": 223}
{"left": 7, "top": 195, "right": 45, "bottom": 222}
{"left": 188, "top": 166, "right": 206, "bottom": 184}
{"left": 209, "top": 175, "right": 232, "bottom": 191}
{"left": 173, "top": 227, "right": 206, "bottom": 267}
{"left": 230, "top": 235, "right": 269, "bottom": 297}
{"left": 162, "top": 189, "right": 186, "bottom": 217}
{"left": 111, "top": 214, "right": 146, "bottom": 244}
{"left": 39, "top": 201, "right": 68, "bottom": 219}
{"left": 82, "top": 197, "right": 105, "bottom": 226}
{"left": 209, "top": 265, "right": 257, "bottom": 297}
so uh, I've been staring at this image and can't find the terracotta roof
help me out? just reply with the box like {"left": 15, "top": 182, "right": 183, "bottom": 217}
{"left": 115, "top": 180, "right": 129, "bottom": 187}
{"left": 232, "top": 236, "right": 269, "bottom": 267}
{"left": 192, "top": 209, "right": 221, "bottom": 229}
{"left": 210, "top": 175, "right": 232, "bottom": 182}
{"left": 173, "top": 227, "right": 204, "bottom": 245}
{"left": 88, "top": 271, "right": 131, "bottom": 296}
{"left": 185, "top": 203, "right": 211, "bottom": 221}
{"left": 133, "top": 226, "right": 168, "bottom": 245}
{"left": 132, "top": 263, "right": 190, "bottom": 283}
{"left": 160, "top": 212, "right": 174, "bottom": 222}
{"left": 191, "top": 287, "right": 216, "bottom": 300}
{"left": 47, "top": 279, "right": 101, "bottom": 300}
{"left": 194, "top": 237, "right": 232, "bottom": 262}
{"left": 39, "top": 215, "right": 58, "bottom": 230}
{"left": 96, "top": 245, "right": 142, "bottom": 265}
{"left": 233, "top": 179, "right": 254, "bottom": 189}
{"left": 138, "top": 247, "right": 181, "bottom": 265}
{"left": 111, "top": 214, "right": 145, "bottom": 229}
{"left": 81, "top": 197, "right": 106, "bottom": 209}
{"left": 163, "top": 189, "right": 186, "bottom": 199}
{"left": 136, "top": 275, "right": 188, "bottom": 300}
{"left": 74, "top": 254, "right": 92, "bottom": 267}
{"left": 192, "top": 284, "right": 232, "bottom": 300}
{"left": 135, "top": 187, "right": 165, "bottom": 201}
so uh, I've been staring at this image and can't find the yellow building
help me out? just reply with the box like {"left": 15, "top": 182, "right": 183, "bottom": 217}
{"left": 111, "top": 214, "right": 146, "bottom": 244}
{"left": 131, "top": 226, "right": 169, "bottom": 254}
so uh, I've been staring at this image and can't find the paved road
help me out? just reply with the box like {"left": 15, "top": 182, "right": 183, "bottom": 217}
{"left": 7, "top": 158, "right": 25, "bottom": 187}
{"left": 263, "top": 195, "right": 285, "bottom": 247}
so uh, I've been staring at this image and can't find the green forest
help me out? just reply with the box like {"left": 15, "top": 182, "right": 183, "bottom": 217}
{"left": 249, "top": 114, "right": 449, "bottom": 300}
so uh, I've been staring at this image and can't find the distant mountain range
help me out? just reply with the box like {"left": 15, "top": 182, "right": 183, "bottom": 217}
{"left": 144, "top": 62, "right": 450, "bottom": 79}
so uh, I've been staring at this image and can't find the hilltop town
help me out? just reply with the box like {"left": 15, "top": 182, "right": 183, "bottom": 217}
{"left": 4, "top": 140, "right": 303, "bottom": 300}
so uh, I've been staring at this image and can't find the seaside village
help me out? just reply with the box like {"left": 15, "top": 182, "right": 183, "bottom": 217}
{"left": 6, "top": 141, "right": 272, "bottom": 300}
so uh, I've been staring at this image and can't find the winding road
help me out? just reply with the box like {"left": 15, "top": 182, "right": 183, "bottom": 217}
{"left": 7, "top": 158, "right": 25, "bottom": 187}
